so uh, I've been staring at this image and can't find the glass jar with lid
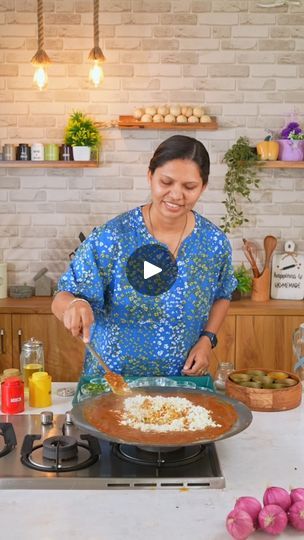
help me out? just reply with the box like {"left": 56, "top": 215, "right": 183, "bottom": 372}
{"left": 20, "top": 337, "right": 44, "bottom": 387}
{"left": 214, "top": 361, "right": 234, "bottom": 392}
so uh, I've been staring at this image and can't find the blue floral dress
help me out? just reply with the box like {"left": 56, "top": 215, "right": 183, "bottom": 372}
{"left": 57, "top": 207, "right": 237, "bottom": 377}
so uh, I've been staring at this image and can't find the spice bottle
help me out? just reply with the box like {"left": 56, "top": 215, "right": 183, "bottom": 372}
{"left": 214, "top": 361, "right": 234, "bottom": 392}
{"left": 1, "top": 376, "right": 24, "bottom": 414}
{"left": 29, "top": 371, "right": 52, "bottom": 408}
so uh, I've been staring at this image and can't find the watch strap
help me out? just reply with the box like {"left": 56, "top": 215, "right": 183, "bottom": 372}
{"left": 201, "top": 330, "right": 217, "bottom": 349}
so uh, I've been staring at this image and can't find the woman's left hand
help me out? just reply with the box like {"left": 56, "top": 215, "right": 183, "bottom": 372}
{"left": 182, "top": 339, "right": 211, "bottom": 376}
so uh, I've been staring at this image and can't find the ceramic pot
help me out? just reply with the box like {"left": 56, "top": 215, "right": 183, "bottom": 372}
{"left": 278, "top": 139, "right": 304, "bottom": 161}
{"left": 72, "top": 146, "right": 91, "bottom": 161}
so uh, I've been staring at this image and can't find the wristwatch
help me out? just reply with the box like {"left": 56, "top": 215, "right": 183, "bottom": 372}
{"left": 201, "top": 330, "right": 218, "bottom": 349}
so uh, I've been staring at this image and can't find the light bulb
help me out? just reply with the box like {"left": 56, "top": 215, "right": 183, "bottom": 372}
{"left": 33, "top": 65, "right": 48, "bottom": 91}
{"left": 89, "top": 61, "right": 104, "bottom": 87}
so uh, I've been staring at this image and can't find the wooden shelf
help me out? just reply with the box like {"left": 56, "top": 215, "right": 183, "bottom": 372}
{"left": 257, "top": 161, "right": 304, "bottom": 169}
{"left": 117, "top": 115, "right": 218, "bottom": 130}
{"left": 0, "top": 160, "right": 99, "bottom": 168}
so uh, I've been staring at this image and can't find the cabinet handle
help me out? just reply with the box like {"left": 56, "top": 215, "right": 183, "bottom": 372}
{"left": 18, "top": 329, "right": 22, "bottom": 354}
{"left": 0, "top": 328, "right": 5, "bottom": 354}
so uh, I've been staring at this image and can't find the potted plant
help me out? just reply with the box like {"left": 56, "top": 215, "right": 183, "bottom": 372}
{"left": 221, "top": 137, "right": 260, "bottom": 233}
{"left": 232, "top": 264, "right": 253, "bottom": 301}
{"left": 64, "top": 110, "right": 101, "bottom": 161}
{"left": 278, "top": 121, "right": 304, "bottom": 161}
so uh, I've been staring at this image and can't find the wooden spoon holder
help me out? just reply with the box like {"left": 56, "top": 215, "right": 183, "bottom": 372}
{"left": 251, "top": 268, "right": 270, "bottom": 302}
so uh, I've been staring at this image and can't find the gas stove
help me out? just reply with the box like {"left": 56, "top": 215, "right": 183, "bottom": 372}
{"left": 0, "top": 412, "right": 225, "bottom": 490}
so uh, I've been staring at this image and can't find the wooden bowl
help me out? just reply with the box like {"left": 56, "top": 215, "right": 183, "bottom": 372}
{"left": 226, "top": 368, "right": 302, "bottom": 412}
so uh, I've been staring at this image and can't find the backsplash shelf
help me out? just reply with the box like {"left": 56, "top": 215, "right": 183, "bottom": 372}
{"left": 258, "top": 161, "right": 304, "bottom": 169}
{"left": 0, "top": 161, "right": 99, "bottom": 168}
{"left": 117, "top": 115, "right": 218, "bottom": 130}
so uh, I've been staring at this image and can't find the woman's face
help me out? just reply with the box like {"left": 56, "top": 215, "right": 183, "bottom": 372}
{"left": 148, "top": 159, "right": 206, "bottom": 218}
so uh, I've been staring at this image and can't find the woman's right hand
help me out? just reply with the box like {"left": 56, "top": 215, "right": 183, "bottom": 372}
{"left": 62, "top": 299, "right": 94, "bottom": 343}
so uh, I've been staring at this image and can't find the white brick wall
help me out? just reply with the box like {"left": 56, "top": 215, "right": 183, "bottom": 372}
{"left": 0, "top": 0, "right": 304, "bottom": 285}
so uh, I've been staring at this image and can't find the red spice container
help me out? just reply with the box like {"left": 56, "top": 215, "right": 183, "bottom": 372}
{"left": 1, "top": 376, "right": 24, "bottom": 414}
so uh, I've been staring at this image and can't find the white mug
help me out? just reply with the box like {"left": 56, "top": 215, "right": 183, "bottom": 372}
{"left": 31, "top": 143, "right": 44, "bottom": 161}
{"left": 0, "top": 263, "right": 7, "bottom": 299}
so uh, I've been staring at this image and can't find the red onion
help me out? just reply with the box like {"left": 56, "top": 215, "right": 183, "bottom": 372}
{"left": 258, "top": 504, "right": 288, "bottom": 535}
{"left": 263, "top": 486, "right": 291, "bottom": 511}
{"left": 290, "top": 488, "right": 304, "bottom": 504}
{"left": 288, "top": 501, "right": 304, "bottom": 531}
{"left": 234, "top": 496, "right": 262, "bottom": 525}
{"left": 226, "top": 509, "right": 255, "bottom": 540}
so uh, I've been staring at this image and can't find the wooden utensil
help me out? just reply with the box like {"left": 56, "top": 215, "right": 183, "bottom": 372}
{"left": 263, "top": 235, "right": 277, "bottom": 272}
{"left": 242, "top": 238, "right": 260, "bottom": 278}
{"left": 84, "top": 341, "right": 131, "bottom": 396}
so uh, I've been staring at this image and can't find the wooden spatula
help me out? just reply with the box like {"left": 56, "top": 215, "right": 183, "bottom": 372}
{"left": 263, "top": 235, "right": 277, "bottom": 272}
{"left": 84, "top": 342, "right": 131, "bottom": 396}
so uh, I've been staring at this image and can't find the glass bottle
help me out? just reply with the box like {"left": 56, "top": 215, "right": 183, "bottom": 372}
{"left": 214, "top": 361, "right": 234, "bottom": 392}
{"left": 292, "top": 323, "right": 304, "bottom": 390}
{"left": 20, "top": 337, "right": 44, "bottom": 388}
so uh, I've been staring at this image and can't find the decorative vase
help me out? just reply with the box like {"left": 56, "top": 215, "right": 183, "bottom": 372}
{"left": 278, "top": 139, "right": 304, "bottom": 161}
{"left": 72, "top": 146, "right": 91, "bottom": 161}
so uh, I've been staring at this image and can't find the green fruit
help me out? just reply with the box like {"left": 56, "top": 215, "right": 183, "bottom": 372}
{"left": 281, "top": 378, "right": 298, "bottom": 387}
{"left": 268, "top": 383, "right": 284, "bottom": 389}
{"left": 240, "top": 381, "right": 262, "bottom": 389}
{"left": 257, "top": 375, "right": 273, "bottom": 385}
{"left": 230, "top": 373, "right": 250, "bottom": 382}
{"left": 247, "top": 369, "right": 266, "bottom": 377}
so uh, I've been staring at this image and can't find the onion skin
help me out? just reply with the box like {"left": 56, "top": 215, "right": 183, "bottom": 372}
{"left": 290, "top": 488, "right": 304, "bottom": 504}
{"left": 234, "top": 496, "right": 262, "bottom": 525}
{"left": 258, "top": 504, "right": 288, "bottom": 535}
{"left": 288, "top": 501, "right": 304, "bottom": 531}
{"left": 263, "top": 486, "right": 291, "bottom": 511}
{"left": 226, "top": 509, "right": 255, "bottom": 540}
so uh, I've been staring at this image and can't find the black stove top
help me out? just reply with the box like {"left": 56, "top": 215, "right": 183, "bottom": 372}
{"left": 0, "top": 413, "right": 225, "bottom": 489}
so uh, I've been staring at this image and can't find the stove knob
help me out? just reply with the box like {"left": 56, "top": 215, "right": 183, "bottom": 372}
{"left": 40, "top": 410, "right": 53, "bottom": 425}
{"left": 65, "top": 411, "right": 73, "bottom": 425}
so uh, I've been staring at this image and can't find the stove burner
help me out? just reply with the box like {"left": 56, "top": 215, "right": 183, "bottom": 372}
{"left": 113, "top": 443, "right": 207, "bottom": 468}
{"left": 21, "top": 433, "right": 100, "bottom": 472}
{"left": 43, "top": 436, "right": 78, "bottom": 461}
{"left": 0, "top": 423, "right": 17, "bottom": 458}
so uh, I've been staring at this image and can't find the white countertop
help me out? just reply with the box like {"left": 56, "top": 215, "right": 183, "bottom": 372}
{"left": 1, "top": 383, "right": 303, "bottom": 540}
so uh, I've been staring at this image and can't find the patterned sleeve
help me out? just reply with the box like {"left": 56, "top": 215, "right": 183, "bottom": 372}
{"left": 56, "top": 226, "right": 116, "bottom": 306}
{"left": 214, "top": 236, "right": 237, "bottom": 301}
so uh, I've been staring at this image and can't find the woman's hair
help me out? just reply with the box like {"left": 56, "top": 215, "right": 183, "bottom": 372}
{"left": 148, "top": 135, "right": 210, "bottom": 185}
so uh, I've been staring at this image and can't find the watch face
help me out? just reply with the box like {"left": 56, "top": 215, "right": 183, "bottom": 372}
{"left": 203, "top": 331, "right": 217, "bottom": 348}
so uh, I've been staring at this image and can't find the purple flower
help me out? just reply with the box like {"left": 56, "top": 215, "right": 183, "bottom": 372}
{"left": 280, "top": 122, "right": 302, "bottom": 139}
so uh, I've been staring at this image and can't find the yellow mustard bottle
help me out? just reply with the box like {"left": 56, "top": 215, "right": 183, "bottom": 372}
{"left": 29, "top": 371, "right": 52, "bottom": 408}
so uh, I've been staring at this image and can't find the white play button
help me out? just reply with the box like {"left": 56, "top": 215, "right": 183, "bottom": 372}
{"left": 144, "top": 260, "right": 162, "bottom": 280}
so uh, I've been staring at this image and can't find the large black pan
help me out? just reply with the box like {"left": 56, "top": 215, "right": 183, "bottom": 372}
{"left": 71, "top": 385, "right": 252, "bottom": 449}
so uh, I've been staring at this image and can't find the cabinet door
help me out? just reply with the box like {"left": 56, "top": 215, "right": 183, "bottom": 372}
{"left": 235, "top": 315, "right": 303, "bottom": 372}
{"left": 12, "top": 314, "right": 85, "bottom": 381}
{"left": 0, "top": 314, "right": 13, "bottom": 371}
{"left": 209, "top": 315, "right": 236, "bottom": 377}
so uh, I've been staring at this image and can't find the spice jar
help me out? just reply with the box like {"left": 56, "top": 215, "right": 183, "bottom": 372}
{"left": 214, "top": 361, "right": 234, "bottom": 392}
{"left": 20, "top": 338, "right": 44, "bottom": 388}
{"left": 29, "top": 371, "right": 52, "bottom": 408}
{"left": 1, "top": 376, "right": 24, "bottom": 414}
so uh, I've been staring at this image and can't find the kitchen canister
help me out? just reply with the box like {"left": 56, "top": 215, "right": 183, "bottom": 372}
{"left": 3, "top": 143, "right": 16, "bottom": 161}
{"left": 1, "top": 376, "right": 24, "bottom": 414}
{"left": 0, "top": 263, "right": 7, "bottom": 299}
{"left": 16, "top": 143, "right": 31, "bottom": 161}
{"left": 29, "top": 371, "right": 52, "bottom": 407}
{"left": 44, "top": 143, "right": 59, "bottom": 161}
{"left": 31, "top": 142, "right": 44, "bottom": 161}
{"left": 20, "top": 337, "right": 44, "bottom": 388}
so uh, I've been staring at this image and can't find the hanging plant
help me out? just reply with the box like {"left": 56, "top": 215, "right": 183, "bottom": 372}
{"left": 221, "top": 137, "right": 260, "bottom": 234}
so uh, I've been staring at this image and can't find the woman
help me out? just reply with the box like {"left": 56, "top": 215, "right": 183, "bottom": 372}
{"left": 52, "top": 135, "right": 237, "bottom": 377}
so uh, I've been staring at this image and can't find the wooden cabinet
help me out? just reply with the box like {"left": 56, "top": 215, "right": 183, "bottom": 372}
{"left": 0, "top": 301, "right": 84, "bottom": 381}
{"left": 0, "top": 298, "right": 303, "bottom": 381}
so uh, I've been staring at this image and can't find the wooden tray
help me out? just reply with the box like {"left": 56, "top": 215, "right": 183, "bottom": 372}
{"left": 226, "top": 368, "right": 302, "bottom": 412}
{"left": 118, "top": 115, "right": 218, "bottom": 130}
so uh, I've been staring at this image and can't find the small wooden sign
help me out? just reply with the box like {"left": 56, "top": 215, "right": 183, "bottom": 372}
{"left": 271, "top": 241, "right": 304, "bottom": 300}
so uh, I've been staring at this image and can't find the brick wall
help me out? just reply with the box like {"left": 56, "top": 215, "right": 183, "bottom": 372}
{"left": 0, "top": 0, "right": 304, "bottom": 286}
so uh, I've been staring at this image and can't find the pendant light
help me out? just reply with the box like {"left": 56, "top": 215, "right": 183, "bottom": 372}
{"left": 88, "top": 0, "right": 106, "bottom": 87}
{"left": 31, "top": 0, "right": 51, "bottom": 91}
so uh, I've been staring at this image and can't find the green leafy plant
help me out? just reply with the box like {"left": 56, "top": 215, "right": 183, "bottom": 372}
{"left": 64, "top": 111, "right": 101, "bottom": 148}
{"left": 234, "top": 264, "right": 253, "bottom": 295}
{"left": 221, "top": 137, "right": 260, "bottom": 233}
{"left": 288, "top": 131, "right": 304, "bottom": 140}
